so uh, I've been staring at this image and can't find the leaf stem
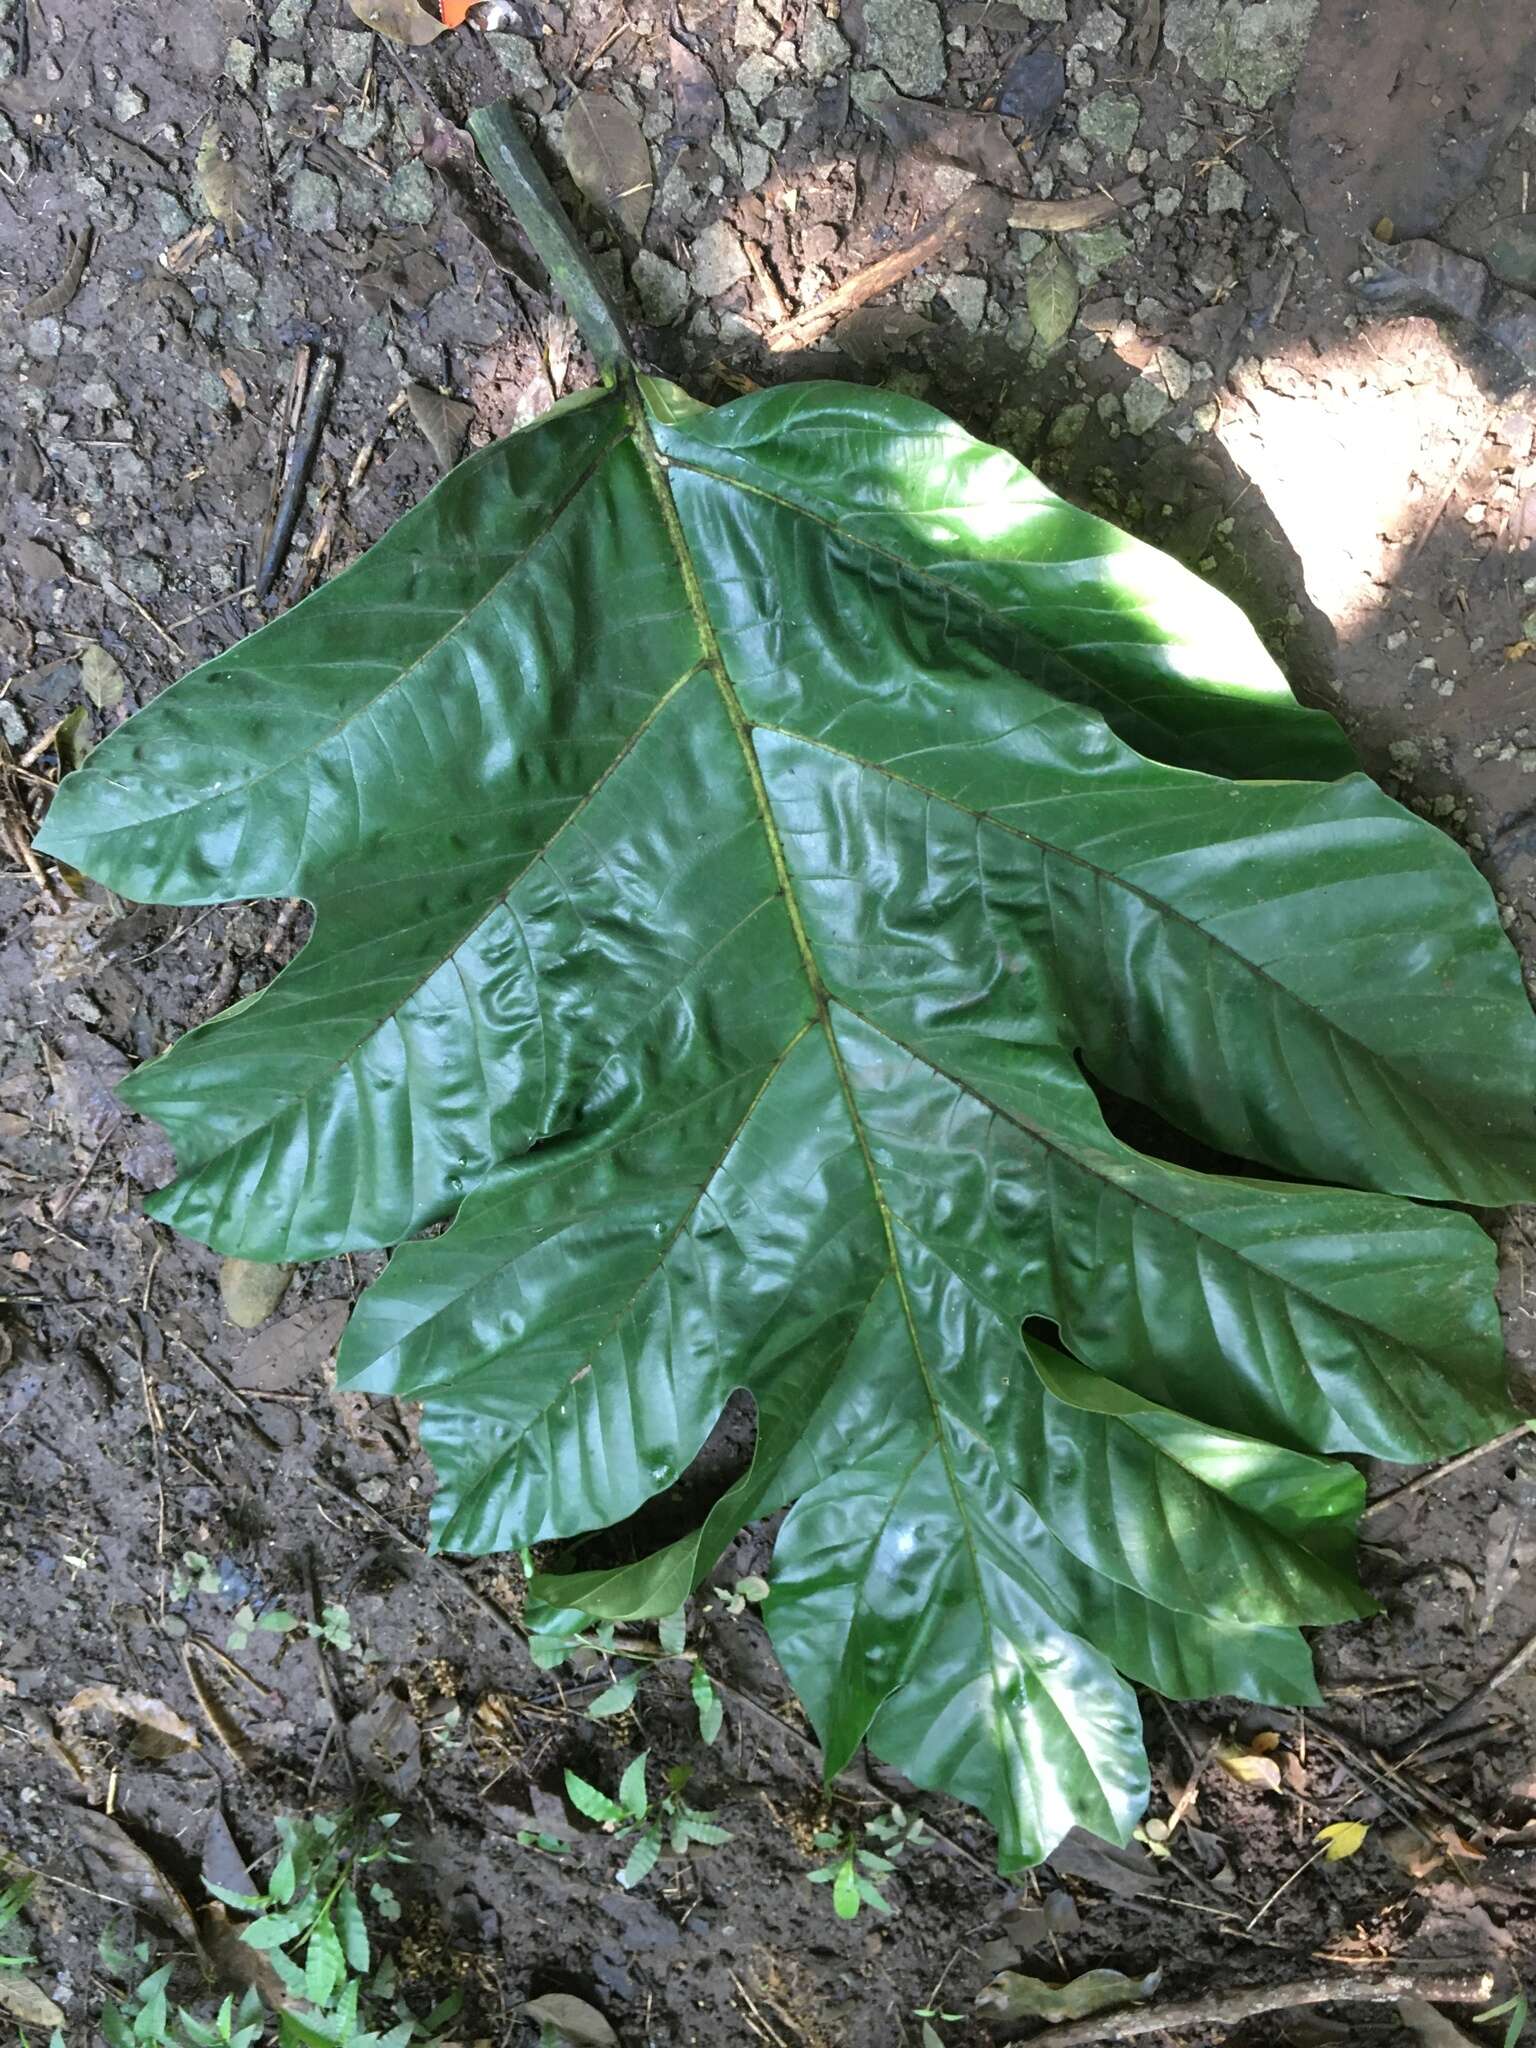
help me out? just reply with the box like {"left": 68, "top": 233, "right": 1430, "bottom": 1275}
{"left": 467, "top": 98, "right": 633, "bottom": 381}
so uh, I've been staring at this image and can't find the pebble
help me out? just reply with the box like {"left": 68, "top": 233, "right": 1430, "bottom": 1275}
{"left": 289, "top": 167, "right": 340, "bottom": 234}
{"left": 1078, "top": 92, "right": 1141, "bottom": 156}
{"left": 862, "top": 0, "right": 946, "bottom": 97}
{"left": 384, "top": 160, "right": 435, "bottom": 226}
{"left": 487, "top": 32, "right": 549, "bottom": 91}
{"left": 633, "top": 249, "right": 689, "bottom": 325}
{"left": 800, "top": 6, "right": 849, "bottom": 79}
{"left": 691, "top": 219, "right": 751, "bottom": 297}
{"left": 1206, "top": 162, "right": 1248, "bottom": 214}
{"left": 1123, "top": 377, "right": 1172, "bottom": 435}
{"left": 941, "top": 274, "right": 987, "bottom": 332}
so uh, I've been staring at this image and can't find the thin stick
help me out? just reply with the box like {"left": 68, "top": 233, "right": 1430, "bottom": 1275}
{"left": 1010, "top": 1970, "right": 1493, "bottom": 2047}
{"left": 764, "top": 181, "right": 1137, "bottom": 353}
{"left": 764, "top": 187, "right": 1005, "bottom": 352}
{"left": 1360, "top": 1422, "right": 1533, "bottom": 1524}
{"left": 305, "top": 1549, "right": 360, "bottom": 1797}
{"left": 255, "top": 350, "right": 339, "bottom": 601}
{"left": 1395, "top": 1619, "right": 1536, "bottom": 1760}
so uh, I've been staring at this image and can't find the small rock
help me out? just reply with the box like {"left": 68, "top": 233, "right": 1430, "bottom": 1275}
{"left": 1020, "top": 0, "right": 1067, "bottom": 16}
{"left": 942, "top": 274, "right": 987, "bottom": 331}
{"left": 112, "top": 84, "right": 148, "bottom": 121}
{"left": 1123, "top": 377, "right": 1172, "bottom": 435}
{"left": 800, "top": 5, "right": 849, "bottom": 79}
{"left": 1153, "top": 184, "right": 1181, "bottom": 217}
{"left": 224, "top": 37, "right": 257, "bottom": 89}
{"left": 220, "top": 1258, "right": 296, "bottom": 1331}
{"left": 266, "top": 56, "right": 306, "bottom": 113}
{"left": 1058, "top": 137, "right": 1092, "bottom": 178}
{"left": 862, "top": 0, "right": 946, "bottom": 97}
{"left": 633, "top": 248, "right": 689, "bottom": 324}
{"left": 1067, "top": 224, "right": 1131, "bottom": 280}
{"left": 1048, "top": 402, "right": 1089, "bottom": 448}
{"left": 26, "top": 317, "right": 62, "bottom": 358}
{"left": 1078, "top": 4, "right": 1124, "bottom": 48}
{"left": 737, "top": 51, "right": 780, "bottom": 102}
{"left": 487, "top": 31, "right": 549, "bottom": 92}
{"left": 81, "top": 375, "right": 121, "bottom": 410}
{"left": 384, "top": 160, "right": 435, "bottom": 226}
{"left": 1148, "top": 343, "right": 1192, "bottom": 400}
{"left": 340, "top": 104, "right": 386, "bottom": 150}
{"left": 288, "top": 167, "right": 340, "bottom": 233}
{"left": 733, "top": 0, "right": 777, "bottom": 50}
{"left": 270, "top": 0, "right": 308, "bottom": 34}
{"left": 151, "top": 189, "right": 194, "bottom": 239}
{"left": 1078, "top": 92, "right": 1140, "bottom": 155}
{"left": 691, "top": 219, "right": 751, "bottom": 296}
{"left": 357, "top": 1477, "right": 391, "bottom": 1506}
{"left": 331, "top": 29, "right": 370, "bottom": 84}
{"left": 1206, "top": 162, "right": 1247, "bottom": 214}
{"left": 741, "top": 141, "right": 771, "bottom": 188}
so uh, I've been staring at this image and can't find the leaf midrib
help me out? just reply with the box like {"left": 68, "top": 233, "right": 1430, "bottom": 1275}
{"left": 630, "top": 383, "right": 1034, "bottom": 1785}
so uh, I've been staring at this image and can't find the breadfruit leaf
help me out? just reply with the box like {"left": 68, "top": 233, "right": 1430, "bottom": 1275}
{"left": 39, "top": 332, "right": 1536, "bottom": 1874}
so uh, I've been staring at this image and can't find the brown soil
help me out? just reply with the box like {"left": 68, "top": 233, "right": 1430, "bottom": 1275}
{"left": 5, "top": 0, "right": 1536, "bottom": 2043}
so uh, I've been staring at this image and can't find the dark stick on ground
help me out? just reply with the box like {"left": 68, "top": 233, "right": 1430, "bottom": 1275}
{"left": 255, "top": 350, "right": 339, "bottom": 603}
{"left": 1006, "top": 1968, "right": 1494, "bottom": 2046}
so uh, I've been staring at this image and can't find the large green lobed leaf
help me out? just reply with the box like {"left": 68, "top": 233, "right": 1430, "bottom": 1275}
{"left": 39, "top": 372, "right": 1536, "bottom": 1871}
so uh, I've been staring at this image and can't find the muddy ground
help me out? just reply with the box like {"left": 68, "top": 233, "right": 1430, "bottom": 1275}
{"left": 7, "top": 0, "right": 1536, "bottom": 2042}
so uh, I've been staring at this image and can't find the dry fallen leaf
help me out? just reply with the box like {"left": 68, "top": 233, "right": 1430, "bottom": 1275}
{"left": 562, "top": 90, "right": 653, "bottom": 239}
{"left": 523, "top": 1992, "right": 619, "bottom": 2045}
{"left": 1383, "top": 1819, "right": 1486, "bottom": 1880}
{"left": 61, "top": 1684, "right": 200, "bottom": 1759}
{"left": 194, "top": 126, "right": 250, "bottom": 230}
{"left": 73, "top": 1807, "right": 207, "bottom": 1963}
{"left": 0, "top": 1973, "right": 65, "bottom": 2031}
{"left": 347, "top": 0, "right": 448, "bottom": 42}
{"left": 1216, "top": 1737, "right": 1284, "bottom": 1794}
{"left": 80, "top": 644, "right": 126, "bottom": 711}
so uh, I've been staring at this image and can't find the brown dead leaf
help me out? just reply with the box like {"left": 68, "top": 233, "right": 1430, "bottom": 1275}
{"left": 346, "top": 0, "right": 448, "bottom": 42}
{"left": 562, "top": 90, "right": 653, "bottom": 238}
{"left": 1382, "top": 1819, "right": 1486, "bottom": 1880}
{"left": 23, "top": 226, "right": 92, "bottom": 320}
{"left": 0, "top": 1974, "right": 66, "bottom": 2031}
{"left": 80, "top": 644, "right": 126, "bottom": 711}
{"left": 668, "top": 35, "right": 723, "bottom": 140}
{"left": 73, "top": 1807, "right": 207, "bottom": 1963}
{"left": 523, "top": 1994, "right": 618, "bottom": 2046}
{"left": 195, "top": 126, "right": 251, "bottom": 230}
{"left": 61, "top": 1684, "right": 200, "bottom": 1760}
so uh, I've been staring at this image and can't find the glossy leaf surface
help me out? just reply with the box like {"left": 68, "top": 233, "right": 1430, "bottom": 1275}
{"left": 39, "top": 374, "right": 1536, "bottom": 1871}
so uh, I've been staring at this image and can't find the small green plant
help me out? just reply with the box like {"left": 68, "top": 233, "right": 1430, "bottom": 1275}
{"left": 528, "top": 1592, "right": 723, "bottom": 1747}
{"left": 92, "top": 1810, "right": 456, "bottom": 2048}
{"left": 227, "top": 1602, "right": 353, "bottom": 1656}
{"left": 1478, "top": 1990, "right": 1532, "bottom": 2048}
{"left": 0, "top": 1873, "right": 37, "bottom": 1971}
{"left": 807, "top": 1805, "right": 928, "bottom": 1922}
{"left": 564, "top": 1753, "right": 733, "bottom": 1890}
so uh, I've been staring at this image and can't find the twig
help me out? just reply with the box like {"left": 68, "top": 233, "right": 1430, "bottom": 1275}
{"left": 1394, "top": 1619, "right": 1536, "bottom": 1762}
{"left": 764, "top": 181, "right": 1137, "bottom": 353}
{"left": 255, "top": 350, "right": 339, "bottom": 601}
{"left": 131, "top": 1336, "right": 168, "bottom": 1561}
{"left": 305, "top": 1549, "right": 360, "bottom": 1797}
{"left": 1007, "top": 181, "right": 1137, "bottom": 230}
{"left": 1360, "top": 1423, "right": 1534, "bottom": 1525}
{"left": 1018, "top": 1970, "right": 1493, "bottom": 2046}
{"left": 764, "top": 186, "right": 1007, "bottom": 352}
